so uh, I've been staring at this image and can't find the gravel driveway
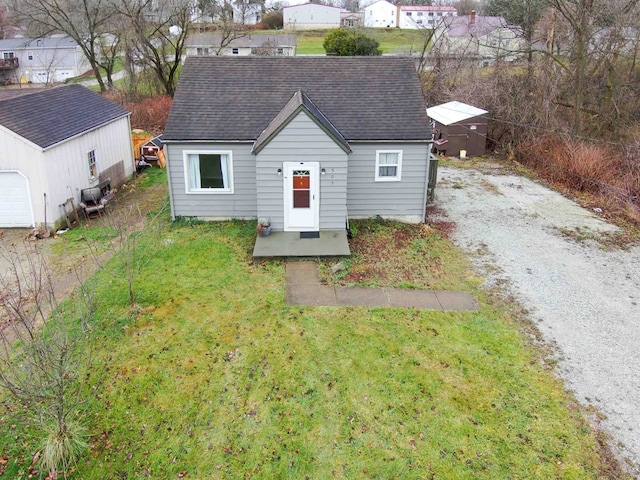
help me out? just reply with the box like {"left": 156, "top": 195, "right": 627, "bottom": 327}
{"left": 436, "top": 165, "right": 640, "bottom": 476}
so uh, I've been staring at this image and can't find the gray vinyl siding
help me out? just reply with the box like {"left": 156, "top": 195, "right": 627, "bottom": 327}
{"left": 166, "top": 142, "right": 257, "bottom": 219}
{"left": 256, "top": 112, "right": 348, "bottom": 231}
{"left": 347, "top": 143, "right": 430, "bottom": 222}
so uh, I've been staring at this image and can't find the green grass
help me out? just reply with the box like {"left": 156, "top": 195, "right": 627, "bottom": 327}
{"left": 0, "top": 217, "right": 625, "bottom": 478}
{"left": 260, "top": 28, "right": 428, "bottom": 55}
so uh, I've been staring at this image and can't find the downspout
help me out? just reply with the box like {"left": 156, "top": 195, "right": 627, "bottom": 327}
{"left": 422, "top": 118, "right": 436, "bottom": 222}
{"left": 164, "top": 143, "right": 177, "bottom": 220}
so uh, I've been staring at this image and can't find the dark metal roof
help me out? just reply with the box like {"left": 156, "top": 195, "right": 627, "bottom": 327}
{"left": 164, "top": 56, "right": 431, "bottom": 143}
{"left": 0, "top": 84, "right": 130, "bottom": 149}
{"left": 253, "top": 90, "right": 350, "bottom": 154}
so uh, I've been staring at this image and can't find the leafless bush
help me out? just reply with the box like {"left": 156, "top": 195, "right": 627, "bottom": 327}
{"left": 0, "top": 239, "right": 93, "bottom": 476}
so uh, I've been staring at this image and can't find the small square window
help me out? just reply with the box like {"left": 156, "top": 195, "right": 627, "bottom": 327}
{"left": 232, "top": 48, "right": 239, "bottom": 55}
{"left": 417, "top": 12, "right": 423, "bottom": 16}
{"left": 406, "top": 12, "right": 412, "bottom": 16}
{"left": 88, "top": 150, "right": 97, "bottom": 179}
{"left": 27, "top": 51, "right": 34, "bottom": 60}
{"left": 375, "top": 150, "right": 402, "bottom": 182}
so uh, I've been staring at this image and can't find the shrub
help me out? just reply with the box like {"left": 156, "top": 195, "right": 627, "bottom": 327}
{"left": 261, "top": 11, "right": 283, "bottom": 30}
{"left": 323, "top": 28, "right": 381, "bottom": 56}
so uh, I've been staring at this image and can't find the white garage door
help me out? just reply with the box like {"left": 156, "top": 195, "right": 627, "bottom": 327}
{"left": 54, "top": 69, "right": 74, "bottom": 82}
{"left": 0, "top": 171, "right": 34, "bottom": 227}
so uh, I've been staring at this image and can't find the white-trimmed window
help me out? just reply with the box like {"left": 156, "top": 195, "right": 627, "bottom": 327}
{"left": 184, "top": 151, "right": 234, "bottom": 194}
{"left": 87, "top": 149, "right": 97, "bottom": 179}
{"left": 375, "top": 150, "right": 402, "bottom": 181}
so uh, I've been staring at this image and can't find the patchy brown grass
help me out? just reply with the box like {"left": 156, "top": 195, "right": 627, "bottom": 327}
{"left": 320, "top": 217, "right": 479, "bottom": 290}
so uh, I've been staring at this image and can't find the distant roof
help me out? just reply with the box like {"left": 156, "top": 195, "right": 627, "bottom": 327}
{"left": 186, "top": 33, "right": 297, "bottom": 48}
{"left": 401, "top": 5, "right": 457, "bottom": 12}
{"left": 442, "top": 15, "right": 512, "bottom": 37}
{"left": 164, "top": 57, "right": 430, "bottom": 143}
{"left": 427, "top": 101, "right": 488, "bottom": 125}
{"left": 283, "top": 2, "right": 342, "bottom": 9}
{"left": 0, "top": 85, "right": 130, "bottom": 149}
{"left": 0, "top": 36, "right": 80, "bottom": 50}
{"left": 0, "top": 87, "right": 48, "bottom": 102}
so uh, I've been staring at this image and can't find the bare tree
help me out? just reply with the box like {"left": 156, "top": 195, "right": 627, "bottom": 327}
{"left": 82, "top": 201, "right": 167, "bottom": 309}
{"left": 543, "top": 0, "right": 640, "bottom": 135}
{"left": 8, "top": 0, "right": 118, "bottom": 91}
{"left": 0, "top": 239, "right": 93, "bottom": 477}
{"left": 198, "top": 0, "right": 250, "bottom": 55}
{"left": 117, "top": 0, "right": 191, "bottom": 96}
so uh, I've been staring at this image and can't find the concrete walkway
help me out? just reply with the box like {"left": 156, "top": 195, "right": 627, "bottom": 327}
{"left": 286, "top": 261, "right": 478, "bottom": 311}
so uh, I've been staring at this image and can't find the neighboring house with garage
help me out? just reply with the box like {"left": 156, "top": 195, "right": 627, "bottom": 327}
{"left": 0, "top": 36, "right": 91, "bottom": 85}
{"left": 163, "top": 57, "right": 433, "bottom": 243}
{"left": 0, "top": 85, "right": 135, "bottom": 229}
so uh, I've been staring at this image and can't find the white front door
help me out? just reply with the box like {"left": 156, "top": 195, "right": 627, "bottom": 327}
{"left": 283, "top": 162, "right": 319, "bottom": 231}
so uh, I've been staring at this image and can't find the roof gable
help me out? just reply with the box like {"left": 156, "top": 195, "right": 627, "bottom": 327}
{"left": 164, "top": 57, "right": 430, "bottom": 143}
{"left": 0, "top": 85, "right": 130, "bottom": 149}
{"left": 253, "top": 90, "right": 351, "bottom": 154}
{"left": 427, "top": 101, "right": 488, "bottom": 125}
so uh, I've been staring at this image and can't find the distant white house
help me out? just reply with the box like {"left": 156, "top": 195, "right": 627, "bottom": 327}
{"left": 0, "top": 36, "right": 90, "bottom": 85}
{"left": 398, "top": 5, "right": 457, "bottom": 29}
{"left": 341, "top": 11, "right": 364, "bottom": 28}
{"left": 185, "top": 33, "right": 297, "bottom": 56}
{"left": 283, "top": 3, "right": 342, "bottom": 30}
{"left": 434, "top": 11, "right": 525, "bottom": 63}
{"left": 364, "top": 1, "right": 456, "bottom": 29}
{"left": 232, "top": 0, "right": 263, "bottom": 25}
{"left": 363, "top": 0, "right": 397, "bottom": 28}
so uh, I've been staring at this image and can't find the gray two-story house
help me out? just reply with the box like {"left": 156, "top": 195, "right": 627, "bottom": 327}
{"left": 0, "top": 37, "right": 90, "bottom": 85}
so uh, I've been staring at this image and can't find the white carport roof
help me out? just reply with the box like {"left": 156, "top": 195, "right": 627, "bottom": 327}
{"left": 426, "top": 101, "right": 488, "bottom": 126}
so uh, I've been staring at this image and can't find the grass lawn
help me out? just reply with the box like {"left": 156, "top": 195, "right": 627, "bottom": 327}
{"left": 258, "top": 29, "right": 427, "bottom": 55}
{"left": 0, "top": 172, "right": 624, "bottom": 478}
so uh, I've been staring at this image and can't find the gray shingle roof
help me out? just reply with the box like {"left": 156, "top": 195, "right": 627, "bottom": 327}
{"left": 0, "top": 84, "right": 130, "bottom": 149}
{"left": 164, "top": 56, "right": 430, "bottom": 142}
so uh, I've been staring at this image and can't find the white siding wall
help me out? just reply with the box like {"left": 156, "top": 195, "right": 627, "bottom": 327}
{"left": 347, "top": 143, "right": 429, "bottom": 223}
{"left": 284, "top": 4, "right": 341, "bottom": 30}
{"left": 0, "top": 126, "right": 47, "bottom": 225}
{"left": 166, "top": 143, "right": 257, "bottom": 220}
{"left": 255, "top": 111, "right": 348, "bottom": 231}
{"left": 17, "top": 46, "right": 86, "bottom": 84}
{"left": 42, "top": 116, "right": 135, "bottom": 226}
{"left": 364, "top": 0, "right": 397, "bottom": 28}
